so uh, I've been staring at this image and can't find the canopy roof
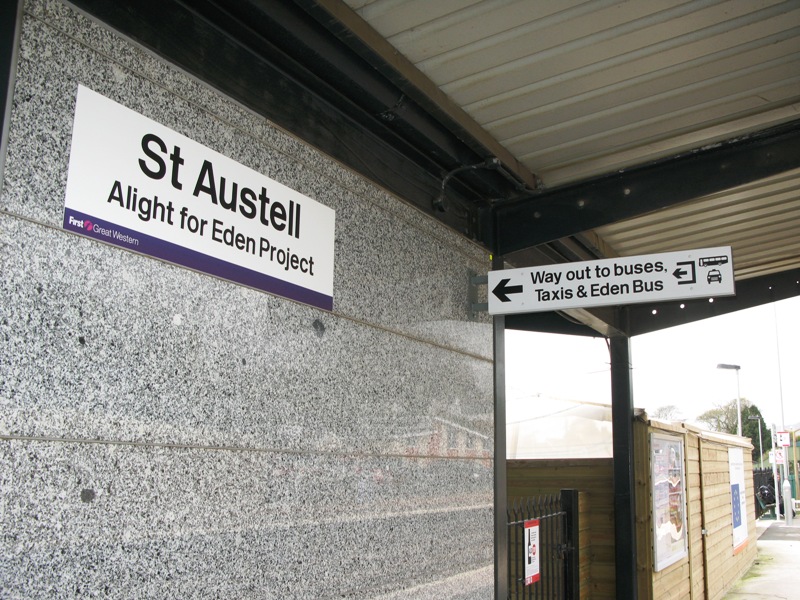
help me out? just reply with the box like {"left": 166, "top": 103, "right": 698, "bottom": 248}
{"left": 67, "top": 0, "right": 800, "bottom": 336}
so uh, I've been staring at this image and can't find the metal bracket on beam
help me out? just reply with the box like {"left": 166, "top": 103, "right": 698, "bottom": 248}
{"left": 468, "top": 270, "right": 488, "bottom": 320}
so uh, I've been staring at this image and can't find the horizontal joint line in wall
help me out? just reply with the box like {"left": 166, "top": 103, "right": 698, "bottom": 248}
{"left": 0, "top": 211, "right": 492, "bottom": 363}
{"left": 0, "top": 434, "right": 494, "bottom": 462}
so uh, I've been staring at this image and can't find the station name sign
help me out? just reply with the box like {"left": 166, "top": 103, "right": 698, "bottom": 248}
{"left": 488, "top": 247, "right": 734, "bottom": 315}
{"left": 63, "top": 86, "right": 335, "bottom": 311}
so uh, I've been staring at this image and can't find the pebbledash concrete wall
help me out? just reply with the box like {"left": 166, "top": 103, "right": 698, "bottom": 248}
{"left": 0, "top": 1, "right": 495, "bottom": 597}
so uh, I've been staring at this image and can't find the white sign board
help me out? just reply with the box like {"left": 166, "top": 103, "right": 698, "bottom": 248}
{"left": 488, "top": 247, "right": 734, "bottom": 315}
{"left": 64, "top": 86, "right": 336, "bottom": 311}
{"left": 729, "top": 447, "right": 749, "bottom": 552}
{"left": 770, "top": 449, "right": 785, "bottom": 464}
{"left": 523, "top": 519, "right": 540, "bottom": 585}
{"left": 777, "top": 431, "right": 791, "bottom": 447}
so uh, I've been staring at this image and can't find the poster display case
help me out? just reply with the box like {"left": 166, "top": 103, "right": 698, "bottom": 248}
{"left": 651, "top": 432, "right": 688, "bottom": 571}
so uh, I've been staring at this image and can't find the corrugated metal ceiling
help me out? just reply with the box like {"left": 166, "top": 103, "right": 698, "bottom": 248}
{"left": 341, "top": 0, "right": 800, "bottom": 280}
{"left": 598, "top": 167, "right": 800, "bottom": 280}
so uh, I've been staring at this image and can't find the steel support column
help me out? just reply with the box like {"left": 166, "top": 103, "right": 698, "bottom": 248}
{"left": 493, "top": 255, "right": 508, "bottom": 599}
{"left": 561, "top": 488, "right": 581, "bottom": 600}
{"left": 610, "top": 335, "right": 638, "bottom": 600}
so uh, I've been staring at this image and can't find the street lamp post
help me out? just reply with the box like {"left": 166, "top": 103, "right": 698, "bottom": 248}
{"left": 748, "top": 414, "right": 764, "bottom": 469}
{"left": 772, "top": 424, "right": 782, "bottom": 518}
{"left": 773, "top": 302, "right": 793, "bottom": 526}
{"left": 717, "top": 363, "right": 742, "bottom": 436}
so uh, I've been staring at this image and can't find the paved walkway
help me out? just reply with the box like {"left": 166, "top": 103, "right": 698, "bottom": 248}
{"left": 723, "top": 519, "right": 800, "bottom": 600}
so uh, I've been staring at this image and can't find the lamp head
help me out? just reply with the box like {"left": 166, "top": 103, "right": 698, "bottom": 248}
{"left": 717, "top": 363, "right": 741, "bottom": 370}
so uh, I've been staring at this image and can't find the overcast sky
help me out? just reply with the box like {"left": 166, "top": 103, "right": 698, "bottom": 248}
{"left": 506, "top": 295, "right": 800, "bottom": 432}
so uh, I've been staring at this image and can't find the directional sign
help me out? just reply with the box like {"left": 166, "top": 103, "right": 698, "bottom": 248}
{"left": 777, "top": 431, "right": 791, "bottom": 447}
{"left": 488, "top": 247, "right": 734, "bottom": 315}
{"left": 770, "top": 449, "right": 785, "bottom": 464}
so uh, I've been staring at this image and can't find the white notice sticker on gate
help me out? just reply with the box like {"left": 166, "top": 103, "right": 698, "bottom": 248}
{"left": 524, "top": 519, "right": 540, "bottom": 585}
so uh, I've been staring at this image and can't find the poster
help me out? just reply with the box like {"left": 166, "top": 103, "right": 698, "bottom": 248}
{"left": 651, "top": 433, "right": 688, "bottom": 571}
{"left": 524, "top": 519, "right": 540, "bottom": 585}
{"left": 729, "top": 447, "right": 749, "bottom": 551}
{"left": 63, "top": 86, "right": 336, "bottom": 311}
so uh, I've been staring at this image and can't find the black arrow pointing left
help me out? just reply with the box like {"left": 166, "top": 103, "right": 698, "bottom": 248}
{"left": 673, "top": 260, "right": 696, "bottom": 285}
{"left": 492, "top": 278, "right": 523, "bottom": 302}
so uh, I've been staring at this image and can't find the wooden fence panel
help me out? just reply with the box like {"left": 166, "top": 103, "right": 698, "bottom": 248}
{"left": 509, "top": 420, "right": 758, "bottom": 600}
{"left": 639, "top": 421, "right": 757, "bottom": 600}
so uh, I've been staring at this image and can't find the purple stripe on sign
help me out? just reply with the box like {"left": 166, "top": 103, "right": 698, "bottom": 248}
{"left": 63, "top": 208, "right": 333, "bottom": 311}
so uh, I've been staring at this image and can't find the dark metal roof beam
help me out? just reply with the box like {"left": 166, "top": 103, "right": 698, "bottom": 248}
{"left": 68, "top": 0, "right": 525, "bottom": 244}
{"left": 626, "top": 267, "right": 800, "bottom": 336}
{"left": 504, "top": 268, "right": 800, "bottom": 338}
{"left": 494, "top": 119, "right": 800, "bottom": 256}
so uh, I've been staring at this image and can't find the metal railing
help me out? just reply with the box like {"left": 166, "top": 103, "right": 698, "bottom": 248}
{"left": 507, "top": 489, "right": 579, "bottom": 600}
{"left": 754, "top": 467, "right": 776, "bottom": 518}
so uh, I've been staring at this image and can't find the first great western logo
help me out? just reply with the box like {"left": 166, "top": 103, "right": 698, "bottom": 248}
{"left": 68, "top": 214, "right": 94, "bottom": 231}
{"left": 67, "top": 213, "right": 139, "bottom": 247}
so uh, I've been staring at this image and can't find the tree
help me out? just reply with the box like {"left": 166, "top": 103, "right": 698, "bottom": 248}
{"left": 741, "top": 403, "right": 772, "bottom": 467}
{"left": 697, "top": 398, "right": 772, "bottom": 465}
{"left": 652, "top": 404, "right": 682, "bottom": 421}
{"left": 697, "top": 401, "right": 740, "bottom": 433}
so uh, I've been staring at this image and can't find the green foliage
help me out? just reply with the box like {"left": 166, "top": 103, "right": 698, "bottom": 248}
{"left": 697, "top": 401, "right": 740, "bottom": 433}
{"left": 741, "top": 403, "right": 772, "bottom": 465}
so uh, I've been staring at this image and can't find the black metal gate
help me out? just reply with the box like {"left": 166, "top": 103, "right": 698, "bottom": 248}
{"left": 753, "top": 467, "right": 775, "bottom": 518}
{"left": 507, "top": 489, "right": 579, "bottom": 600}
